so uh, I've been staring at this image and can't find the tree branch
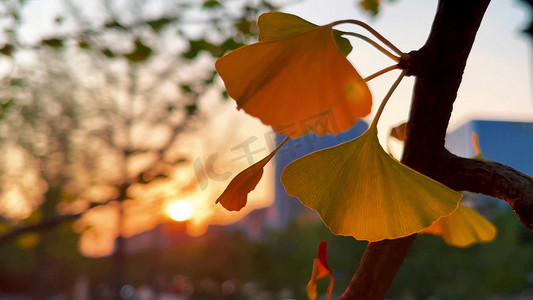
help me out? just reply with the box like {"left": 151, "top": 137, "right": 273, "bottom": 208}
{"left": 440, "top": 153, "right": 533, "bottom": 229}
{"left": 341, "top": 0, "right": 492, "bottom": 298}
{"left": 0, "top": 200, "right": 112, "bottom": 246}
{"left": 0, "top": 213, "right": 82, "bottom": 245}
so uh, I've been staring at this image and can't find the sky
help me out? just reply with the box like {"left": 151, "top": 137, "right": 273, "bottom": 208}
{"left": 6, "top": 0, "right": 533, "bottom": 256}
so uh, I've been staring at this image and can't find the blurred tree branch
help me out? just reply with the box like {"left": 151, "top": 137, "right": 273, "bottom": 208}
{"left": 0, "top": 200, "right": 113, "bottom": 245}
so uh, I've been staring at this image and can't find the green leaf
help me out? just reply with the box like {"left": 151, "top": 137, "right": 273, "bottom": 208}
{"left": 176, "top": 158, "right": 188, "bottom": 164}
{"left": 0, "top": 44, "right": 13, "bottom": 56}
{"left": 0, "top": 98, "right": 15, "bottom": 119}
{"left": 77, "top": 40, "right": 90, "bottom": 49}
{"left": 234, "top": 18, "right": 256, "bottom": 36}
{"left": 101, "top": 48, "right": 115, "bottom": 58}
{"left": 123, "top": 39, "right": 152, "bottom": 63}
{"left": 182, "top": 39, "right": 219, "bottom": 60}
{"left": 41, "top": 38, "right": 63, "bottom": 49}
{"left": 105, "top": 20, "right": 125, "bottom": 29}
{"left": 202, "top": 0, "right": 222, "bottom": 9}
{"left": 203, "top": 70, "right": 217, "bottom": 85}
{"left": 10, "top": 78, "right": 23, "bottom": 87}
{"left": 1, "top": 98, "right": 14, "bottom": 110}
{"left": 180, "top": 84, "right": 193, "bottom": 93}
{"left": 219, "top": 38, "right": 244, "bottom": 54}
{"left": 147, "top": 17, "right": 173, "bottom": 32}
{"left": 259, "top": 0, "right": 279, "bottom": 11}
{"left": 221, "top": 90, "right": 229, "bottom": 100}
{"left": 359, "top": 0, "right": 380, "bottom": 16}
{"left": 333, "top": 31, "right": 353, "bottom": 56}
{"left": 185, "top": 104, "right": 197, "bottom": 115}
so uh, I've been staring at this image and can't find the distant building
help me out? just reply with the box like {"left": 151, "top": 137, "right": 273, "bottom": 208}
{"left": 122, "top": 221, "right": 195, "bottom": 254}
{"left": 446, "top": 120, "right": 533, "bottom": 175}
{"left": 445, "top": 119, "right": 533, "bottom": 211}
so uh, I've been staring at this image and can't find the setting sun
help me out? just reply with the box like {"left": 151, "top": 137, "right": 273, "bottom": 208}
{"left": 166, "top": 200, "right": 193, "bottom": 222}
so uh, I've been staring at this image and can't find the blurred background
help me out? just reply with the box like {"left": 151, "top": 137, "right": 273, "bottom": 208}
{"left": 0, "top": 0, "right": 533, "bottom": 299}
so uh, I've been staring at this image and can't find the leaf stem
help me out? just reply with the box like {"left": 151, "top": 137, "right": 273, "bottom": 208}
{"left": 341, "top": 32, "right": 400, "bottom": 62}
{"left": 370, "top": 69, "right": 408, "bottom": 129}
{"left": 364, "top": 65, "right": 399, "bottom": 82}
{"left": 329, "top": 19, "right": 406, "bottom": 58}
{"left": 266, "top": 136, "right": 290, "bottom": 161}
{"left": 276, "top": 136, "right": 290, "bottom": 152}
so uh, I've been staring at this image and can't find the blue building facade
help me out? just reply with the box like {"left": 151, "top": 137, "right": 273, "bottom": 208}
{"left": 446, "top": 120, "right": 533, "bottom": 176}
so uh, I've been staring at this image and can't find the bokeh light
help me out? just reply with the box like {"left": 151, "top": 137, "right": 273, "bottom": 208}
{"left": 166, "top": 200, "right": 193, "bottom": 222}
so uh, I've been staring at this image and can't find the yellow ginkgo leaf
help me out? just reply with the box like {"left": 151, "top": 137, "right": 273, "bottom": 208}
{"left": 281, "top": 126, "right": 462, "bottom": 241}
{"left": 215, "top": 13, "right": 371, "bottom": 138}
{"left": 216, "top": 138, "right": 288, "bottom": 211}
{"left": 419, "top": 204, "right": 496, "bottom": 247}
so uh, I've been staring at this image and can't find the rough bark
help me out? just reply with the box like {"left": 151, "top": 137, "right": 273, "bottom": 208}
{"left": 440, "top": 153, "right": 533, "bottom": 230}
{"left": 341, "top": 0, "right": 496, "bottom": 299}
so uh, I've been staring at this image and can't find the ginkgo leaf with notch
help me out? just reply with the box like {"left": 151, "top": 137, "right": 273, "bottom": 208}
{"left": 281, "top": 126, "right": 463, "bottom": 242}
{"left": 215, "top": 12, "right": 371, "bottom": 138}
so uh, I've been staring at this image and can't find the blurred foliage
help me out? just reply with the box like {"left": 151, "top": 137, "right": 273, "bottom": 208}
{"left": 391, "top": 207, "right": 533, "bottom": 299}
{"left": 0, "top": 0, "right": 282, "bottom": 297}
{"left": 359, "top": 0, "right": 381, "bottom": 16}
{"left": 358, "top": 0, "right": 396, "bottom": 16}
{"left": 1, "top": 208, "right": 532, "bottom": 299}
{"left": 0, "top": 0, "right": 282, "bottom": 239}
{"left": 0, "top": 222, "right": 87, "bottom": 295}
